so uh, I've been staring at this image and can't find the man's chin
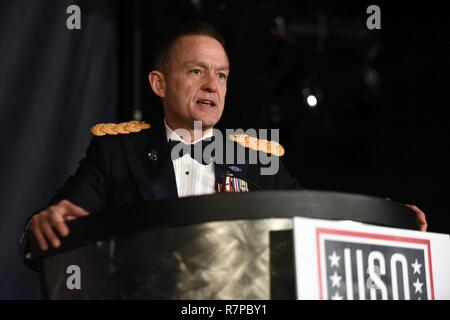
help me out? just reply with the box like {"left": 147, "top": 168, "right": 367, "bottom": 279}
{"left": 192, "top": 116, "right": 220, "bottom": 129}
{"left": 193, "top": 121, "right": 216, "bottom": 131}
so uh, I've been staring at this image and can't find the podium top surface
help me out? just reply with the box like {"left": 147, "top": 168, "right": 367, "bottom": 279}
{"left": 30, "top": 190, "right": 417, "bottom": 259}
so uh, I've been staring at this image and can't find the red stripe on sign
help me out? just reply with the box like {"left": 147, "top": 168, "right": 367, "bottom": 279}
{"left": 316, "top": 230, "right": 324, "bottom": 300}
{"left": 315, "top": 227, "right": 435, "bottom": 300}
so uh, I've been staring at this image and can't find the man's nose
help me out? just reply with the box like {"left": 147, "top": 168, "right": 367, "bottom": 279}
{"left": 201, "top": 72, "right": 218, "bottom": 93}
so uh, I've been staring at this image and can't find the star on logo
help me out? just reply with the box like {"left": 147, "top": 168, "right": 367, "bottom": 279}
{"left": 330, "top": 271, "right": 342, "bottom": 288}
{"left": 328, "top": 251, "right": 341, "bottom": 268}
{"left": 331, "top": 291, "right": 343, "bottom": 300}
{"left": 412, "top": 278, "right": 423, "bottom": 294}
{"left": 411, "top": 259, "right": 422, "bottom": 275}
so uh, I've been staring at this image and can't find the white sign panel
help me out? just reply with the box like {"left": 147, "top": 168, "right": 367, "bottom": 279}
{"left": 293, "top": 217, "right": 450, "bottom": 300}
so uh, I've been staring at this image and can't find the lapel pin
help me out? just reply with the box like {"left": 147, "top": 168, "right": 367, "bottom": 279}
{"left": 147, "top": 149, "right": 158, "bottom": 161}
{"left": 229, "top": 166, "right": 242, "bottom": 172}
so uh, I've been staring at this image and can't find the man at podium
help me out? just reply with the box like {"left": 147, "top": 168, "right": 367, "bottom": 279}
{"left": 21, "top": 22, "right": 427, "bottom": 264}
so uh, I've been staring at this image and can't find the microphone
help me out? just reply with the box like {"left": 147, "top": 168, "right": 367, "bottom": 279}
{"left": 213, "top": 162, "right": 264, "bottom": 191}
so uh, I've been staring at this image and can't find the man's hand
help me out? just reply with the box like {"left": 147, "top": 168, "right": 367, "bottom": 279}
{"left": 31, "top": 199, "right": 89, "bottom": 250}
{"left": 406, "top": 204, "right": 428, "bottom": 232}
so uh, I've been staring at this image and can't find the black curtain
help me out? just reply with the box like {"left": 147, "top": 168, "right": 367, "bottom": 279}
{"left": 0, "top": 0, "right": 118, "bottom": 298}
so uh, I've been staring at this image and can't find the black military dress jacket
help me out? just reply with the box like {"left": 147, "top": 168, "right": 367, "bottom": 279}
{"left": 44, "top": 121, "right": 301, "bottom": 214}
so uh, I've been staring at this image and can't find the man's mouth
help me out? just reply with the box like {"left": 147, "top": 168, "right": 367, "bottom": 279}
{"left": 196, "top": 99, "right": 216, "bottom": 107}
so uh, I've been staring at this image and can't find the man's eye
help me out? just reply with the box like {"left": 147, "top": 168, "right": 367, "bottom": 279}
{"left": 218, "top": 73, "right": 228, "bottom": 80}
{"left": 190, "top": 69, "right": 202, "bottom": 75}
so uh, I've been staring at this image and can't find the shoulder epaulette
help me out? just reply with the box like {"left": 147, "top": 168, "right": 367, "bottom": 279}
{"left": 90, "top": 120, "right": 151, "bottom": 136}
{"left": 228, "top": 134, "right": 285, "bottom": 157}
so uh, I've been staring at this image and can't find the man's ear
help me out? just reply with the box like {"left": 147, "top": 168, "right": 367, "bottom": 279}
{"left": 148, "top": 71, "right": 165, "bottom": 98}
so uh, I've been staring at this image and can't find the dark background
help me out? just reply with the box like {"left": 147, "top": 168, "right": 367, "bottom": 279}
{"left": 0, "top": 0, "right": 448, "bottom": 299}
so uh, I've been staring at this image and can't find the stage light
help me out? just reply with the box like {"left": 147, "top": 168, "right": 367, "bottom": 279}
{"left": 301, "top": 85, "right": 323, "bottom": 109}
{"left": 306, "top": 95, "right": 318, "bottom": 107}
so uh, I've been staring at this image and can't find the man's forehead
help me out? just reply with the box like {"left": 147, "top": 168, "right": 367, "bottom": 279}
{"left": 184, "top": 60, "right": 230, "bottom": 70}
{"left": 171, "top": 35, "right": 228, "bottom": 59}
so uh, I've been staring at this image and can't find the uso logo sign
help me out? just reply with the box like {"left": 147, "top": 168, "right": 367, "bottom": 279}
{"left": 316, "top": 228, "right": 434, "bottom": 300}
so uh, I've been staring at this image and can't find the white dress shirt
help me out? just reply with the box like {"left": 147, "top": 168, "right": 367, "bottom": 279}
{"left": 165, "top": 121, "right": 216, "bottom": 198}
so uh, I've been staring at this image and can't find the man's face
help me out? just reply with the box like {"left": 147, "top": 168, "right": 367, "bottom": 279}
{"left": 157, "top": 35, "right": 229, "bottom": 130}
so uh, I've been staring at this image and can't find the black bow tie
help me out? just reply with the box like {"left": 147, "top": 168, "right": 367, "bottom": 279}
{"left": 168, "top": 137, "right": 215, "bottom": 165}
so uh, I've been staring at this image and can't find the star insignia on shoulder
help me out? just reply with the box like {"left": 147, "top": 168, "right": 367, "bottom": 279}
{"left": 90, "top": 120, "right": 150, "bottom": 136}
{"left": 228, "top": 134, "right": 285, "bottom": 157}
